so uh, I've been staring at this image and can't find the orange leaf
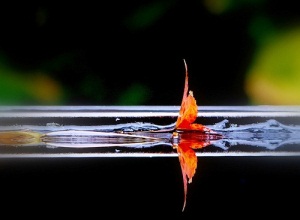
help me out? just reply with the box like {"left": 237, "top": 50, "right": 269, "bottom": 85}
{"left": 176, "top": 60, "right": 197, "bottom": 129}
{"left": 176, "top": 143, "right": 197, "bottom": 212}
{"left": 174, "top": 60, "right": 223, "bottom": 211}
{"left": 175, "top": 60, "right": 211, "bottom": 132}
{"left": 174, "top": 60, "right": 211, "bottom": 211}
{"left": 180, "top": 137, "right": 212, "bottom": 149}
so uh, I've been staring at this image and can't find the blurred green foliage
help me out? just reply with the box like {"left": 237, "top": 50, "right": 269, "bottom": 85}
{"left": 124, "top": 0, "right": 173, "bottom": 30}
{"left": 0, "top": 55, "right": 65, "bottom": 104}
{"left": 245, "top": 28, "right": 300, "bottom": 104}
{"left": 0, "top": 0, "right": 300, "bottom": 105}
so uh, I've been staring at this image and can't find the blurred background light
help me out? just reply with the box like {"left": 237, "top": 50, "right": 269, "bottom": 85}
{"left": 0, "top": 1, "right": 299, "bottom": 106}
{"left": 245, "top": 28, "right": 300, "bottom": 105}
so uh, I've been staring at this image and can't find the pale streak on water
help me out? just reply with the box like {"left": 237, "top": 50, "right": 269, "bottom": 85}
{"left": 1, "top": 106, "right": 300, "bottom": 158}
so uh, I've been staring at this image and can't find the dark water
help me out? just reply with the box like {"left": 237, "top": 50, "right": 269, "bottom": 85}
{"left": 0, "top": 156, "right": 299, "bottom": 217}
{"left": 0, "top": 106, "right": 300, "bottom": 217}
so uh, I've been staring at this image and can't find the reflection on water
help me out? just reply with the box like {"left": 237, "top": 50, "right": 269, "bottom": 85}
{"left": 0, "top": 105, "right": 300, "bottom": 156}
{"left": 1, "top": 106, "right": 300, "bottom": 215}
{"left": 208, "top": 119, "right": 300, "bottom": 151}
{"left": 1, "top": 117, "right": 300, "bottom": 156}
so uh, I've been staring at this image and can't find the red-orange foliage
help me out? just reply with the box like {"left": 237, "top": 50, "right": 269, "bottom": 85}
{"left": 175, "top": 60, "right": 212, "bottom": 211}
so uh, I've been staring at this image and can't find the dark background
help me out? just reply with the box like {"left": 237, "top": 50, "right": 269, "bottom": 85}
{"left": 1, "top": 156, "right": 300, "bottom": 217}
{"left": 2, "top": 0, "right": 299, "bottom": 106}
{"left": 1, "top": 1, "right": 300, "bottom": 217}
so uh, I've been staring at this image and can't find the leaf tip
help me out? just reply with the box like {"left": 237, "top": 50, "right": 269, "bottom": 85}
{"left": 183, "top": 58, "right": 187, "bottom": 71}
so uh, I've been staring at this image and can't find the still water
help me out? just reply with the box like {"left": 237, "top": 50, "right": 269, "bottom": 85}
{"left": 0, "top": 105, "right": 300, "bottom": 156}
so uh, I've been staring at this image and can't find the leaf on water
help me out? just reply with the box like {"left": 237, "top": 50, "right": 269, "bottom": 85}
{"left": 175, "top": 60, "right": 211, "bottom": 132}
{"left": 175, "top": 59, "right": 197, "bottom": 129}
{"left": 175, "top": 59, "right": 212, "bottom": 212}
